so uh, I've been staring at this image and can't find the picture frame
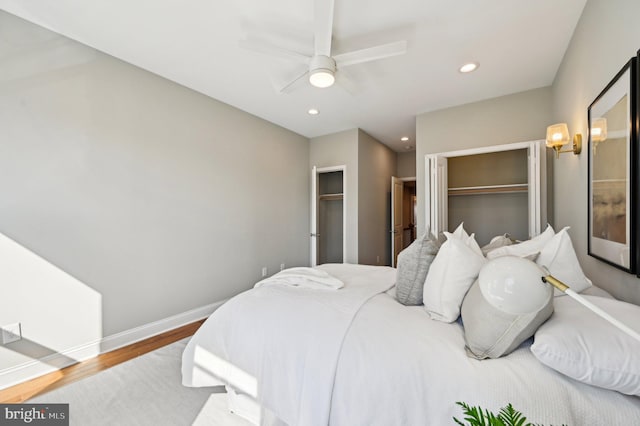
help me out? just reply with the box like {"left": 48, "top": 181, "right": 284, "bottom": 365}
{"left": 587, "top": 56, "right": 638, "bottom": 273}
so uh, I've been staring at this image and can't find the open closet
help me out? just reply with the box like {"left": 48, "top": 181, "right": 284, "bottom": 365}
{"left": 425, "top": 140, "right": 547, "bottom": 245}
{"left": 311, "top": 167, "right": 346, "bottom": 266}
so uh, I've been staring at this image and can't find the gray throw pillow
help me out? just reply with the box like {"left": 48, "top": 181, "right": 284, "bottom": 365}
{"left": 461, "top": 279, "right": 553, "bottom": 359}
{"left": 480, "top": 233, "right": 513, "bottom": 256}
{"left": 395, "top": 232, "right": 440, "bottom": 305}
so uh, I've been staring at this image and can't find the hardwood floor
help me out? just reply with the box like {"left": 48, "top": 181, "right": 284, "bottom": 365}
{"left": 0, "top": 319, "right": 204, "bottom": 404}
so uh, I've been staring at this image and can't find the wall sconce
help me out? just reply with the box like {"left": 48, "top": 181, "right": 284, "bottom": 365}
{"left": 591, "top": 117, "right": 608, "bottom": 142}
{"left": 545, "top": 123, "right": 582, "bottom": 159}
{"left": 591, "top": 117, "right": 607, "bottom": 154}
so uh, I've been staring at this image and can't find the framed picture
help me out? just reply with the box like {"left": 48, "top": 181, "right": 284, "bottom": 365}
{"left": 587, "top": 57, "right": 638, "bottom": 273}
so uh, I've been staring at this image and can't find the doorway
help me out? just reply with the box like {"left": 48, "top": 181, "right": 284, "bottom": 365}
{"left": 311, "top": 166, "right": 346, "bottom": 266}
{"left": 391, "top": 177, "right": 417, "bottom": 266}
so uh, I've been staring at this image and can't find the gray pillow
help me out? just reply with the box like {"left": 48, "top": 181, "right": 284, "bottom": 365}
{"left": 480, "top": 233, "right": 513, "bottom": 256}
{"left": 395, "top": 232, "right": 440, "bottom": 305}
{"left": 461, "top": 279, "right": 553, "bottom": 359}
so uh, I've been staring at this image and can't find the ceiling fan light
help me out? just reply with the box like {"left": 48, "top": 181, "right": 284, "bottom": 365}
{"left": 309, "top": 69, "right": 335, "bottom": 88}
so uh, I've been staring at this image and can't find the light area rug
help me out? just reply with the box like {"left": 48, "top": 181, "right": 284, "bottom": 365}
{"left": 30, "top": 338, "right": 251, "bottom": 426}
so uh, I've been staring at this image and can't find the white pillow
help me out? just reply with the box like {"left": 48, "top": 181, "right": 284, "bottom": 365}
{"left": 423, "top": 231, "right": 486, "bottom": 323}
{"left": 536, "top": 227, "right": 592, "bottom": 295}
{"left": 531, "top": 295, "right": 640, "bottom": 396}
{"left": 449, "top": 222, "right": 483, "bottom": 256}
{"left": 464, "top": 233, "right": 483, "bottom": 257}
{"left": 486, "top": 224, "right": 555, "bottom": 259}
{"left": 451, "top": 222, "right": 470, "bottom": 240}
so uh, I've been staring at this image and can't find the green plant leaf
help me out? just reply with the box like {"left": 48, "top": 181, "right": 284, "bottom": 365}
{"left": 454, "top": 401, "right": 486, "bottom": 426}
{"left": 498, "top": 403, "right": 529, "bottom": 426}
{"left": 454, "top": 402, "right": 547, "bottom": 426}
{"left": 454, "top": 401, "right": 508, "bottom": 426}
{"left": 453, "top": 417, "right": 467, "bottom": 426}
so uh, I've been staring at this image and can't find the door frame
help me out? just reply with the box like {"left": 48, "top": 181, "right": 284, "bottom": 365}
{"left": 311, "top": 165, "right": 347, "bottom": 266}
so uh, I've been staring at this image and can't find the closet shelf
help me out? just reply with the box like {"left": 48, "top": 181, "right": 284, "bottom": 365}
{"left": 448, "top": 183, "right": 528, "bottom": 196}
{"left": 592, "top": 178, "right": 626, "bottom": 183}
{"left": 319, "top": 193, "right": 344, "bottom": 201}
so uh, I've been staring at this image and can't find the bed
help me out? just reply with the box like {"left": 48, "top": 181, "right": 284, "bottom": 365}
{"left": 182, "top": 261, "right": 640, "bottom": 425}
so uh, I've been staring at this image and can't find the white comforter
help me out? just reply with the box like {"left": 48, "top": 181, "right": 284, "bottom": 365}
{"left": 330, "top": 290, "right": 640, "bottom": 425}
{"left": 183, "top": 264, "right": 640, "bottom": 425}
{"left": 182, "top": 263, "right": 396, "bottom": 426}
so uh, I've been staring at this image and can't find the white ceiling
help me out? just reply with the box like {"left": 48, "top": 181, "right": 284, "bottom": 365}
{"left": 0, "top": 0, "right": 587, "bottom": 152}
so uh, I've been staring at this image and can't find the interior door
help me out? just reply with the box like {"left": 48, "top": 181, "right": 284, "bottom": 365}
{"left": 391, "top": 176, "right": 404, "bottom": 267}
{"left": 310, "top": 166, "right": 318, "bottom": 266}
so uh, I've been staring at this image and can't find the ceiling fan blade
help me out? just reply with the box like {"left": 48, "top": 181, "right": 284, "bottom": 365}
{"left": 334, "top": 40, "right": 407, "bottom": 68}
{"left": 274, "top": 68, "right": 309, "bottom": 93}
{"left": 335, "top": 67, "right": 359, "bottom": 95}
{"left": 314, "top": 0, "right": 335, "bottom": 56}
{"left": 239, "top": 39, "right": 310, "bottom": 64}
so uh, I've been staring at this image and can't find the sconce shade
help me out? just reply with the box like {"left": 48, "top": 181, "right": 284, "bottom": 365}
{"left": 546, "top": 123, "right": 581, "bottom": 158}
{"left": 546, "top": 123, "right": 570, "bottom": 148}
{"left": 591, "top": 117, "right": 608, "bottom": 142}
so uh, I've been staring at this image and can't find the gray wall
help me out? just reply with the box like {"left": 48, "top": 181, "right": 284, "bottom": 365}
{"left": 0, "top": 11, "right": 309, "bottom": 371}
{"left": 310, "top": 129, "right": 359, "bottom": 263}
{"left": 552, "top": 0, "right": 640, "bottom": 304}
{"left": 309, "top": 129, "right": 396, "bottom": 265}
{"left": 396, "top": 151, "right": 416, "bottom": 178}
{"left": 358, "top": 130, "right": 396, "bottom": 266}
{"left": 416, "top": 87, "right": 553, "bottom": 237}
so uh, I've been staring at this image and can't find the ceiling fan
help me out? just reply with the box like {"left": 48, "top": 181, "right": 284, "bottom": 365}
{"left": 240, "top": 0, "right": 407, "bottom": 93}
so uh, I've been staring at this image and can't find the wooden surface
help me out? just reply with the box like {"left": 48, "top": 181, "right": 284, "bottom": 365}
{"left": 448, "top": 183, "right": 528, "bottom": 196}
{"left": 0, "top": 320, "right": 204, "bottom": 403}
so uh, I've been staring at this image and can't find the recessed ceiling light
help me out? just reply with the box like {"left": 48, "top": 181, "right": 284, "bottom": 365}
{"left": 401, "top": 136, "right": 409, "bottom": 142}
{"left": 459, "top": 62, "right": 479, "bottom": 73}
{"left": 308, "top": 108, "right": 319, "bottom": 115}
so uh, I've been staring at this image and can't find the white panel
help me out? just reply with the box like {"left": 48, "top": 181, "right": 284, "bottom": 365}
{"left": 436, "top": 156, "right": 448, "bottom": 234}
{"left": 311, "top": 166, "right": 318, "bottom": 267}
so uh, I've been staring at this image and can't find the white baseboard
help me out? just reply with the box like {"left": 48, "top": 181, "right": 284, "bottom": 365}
{"left": 0, "top": 299, "right": 226, "bottom": 390}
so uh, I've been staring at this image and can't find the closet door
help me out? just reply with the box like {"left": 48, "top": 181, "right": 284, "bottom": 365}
{"left": 527, "top": 141, "right": 546, "bottom": 237}
{"left": 425, "top": 155, "right": 448, "bottom": 236}
{"left": 311, "top": 166, "right": 318, "bottom": 266}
